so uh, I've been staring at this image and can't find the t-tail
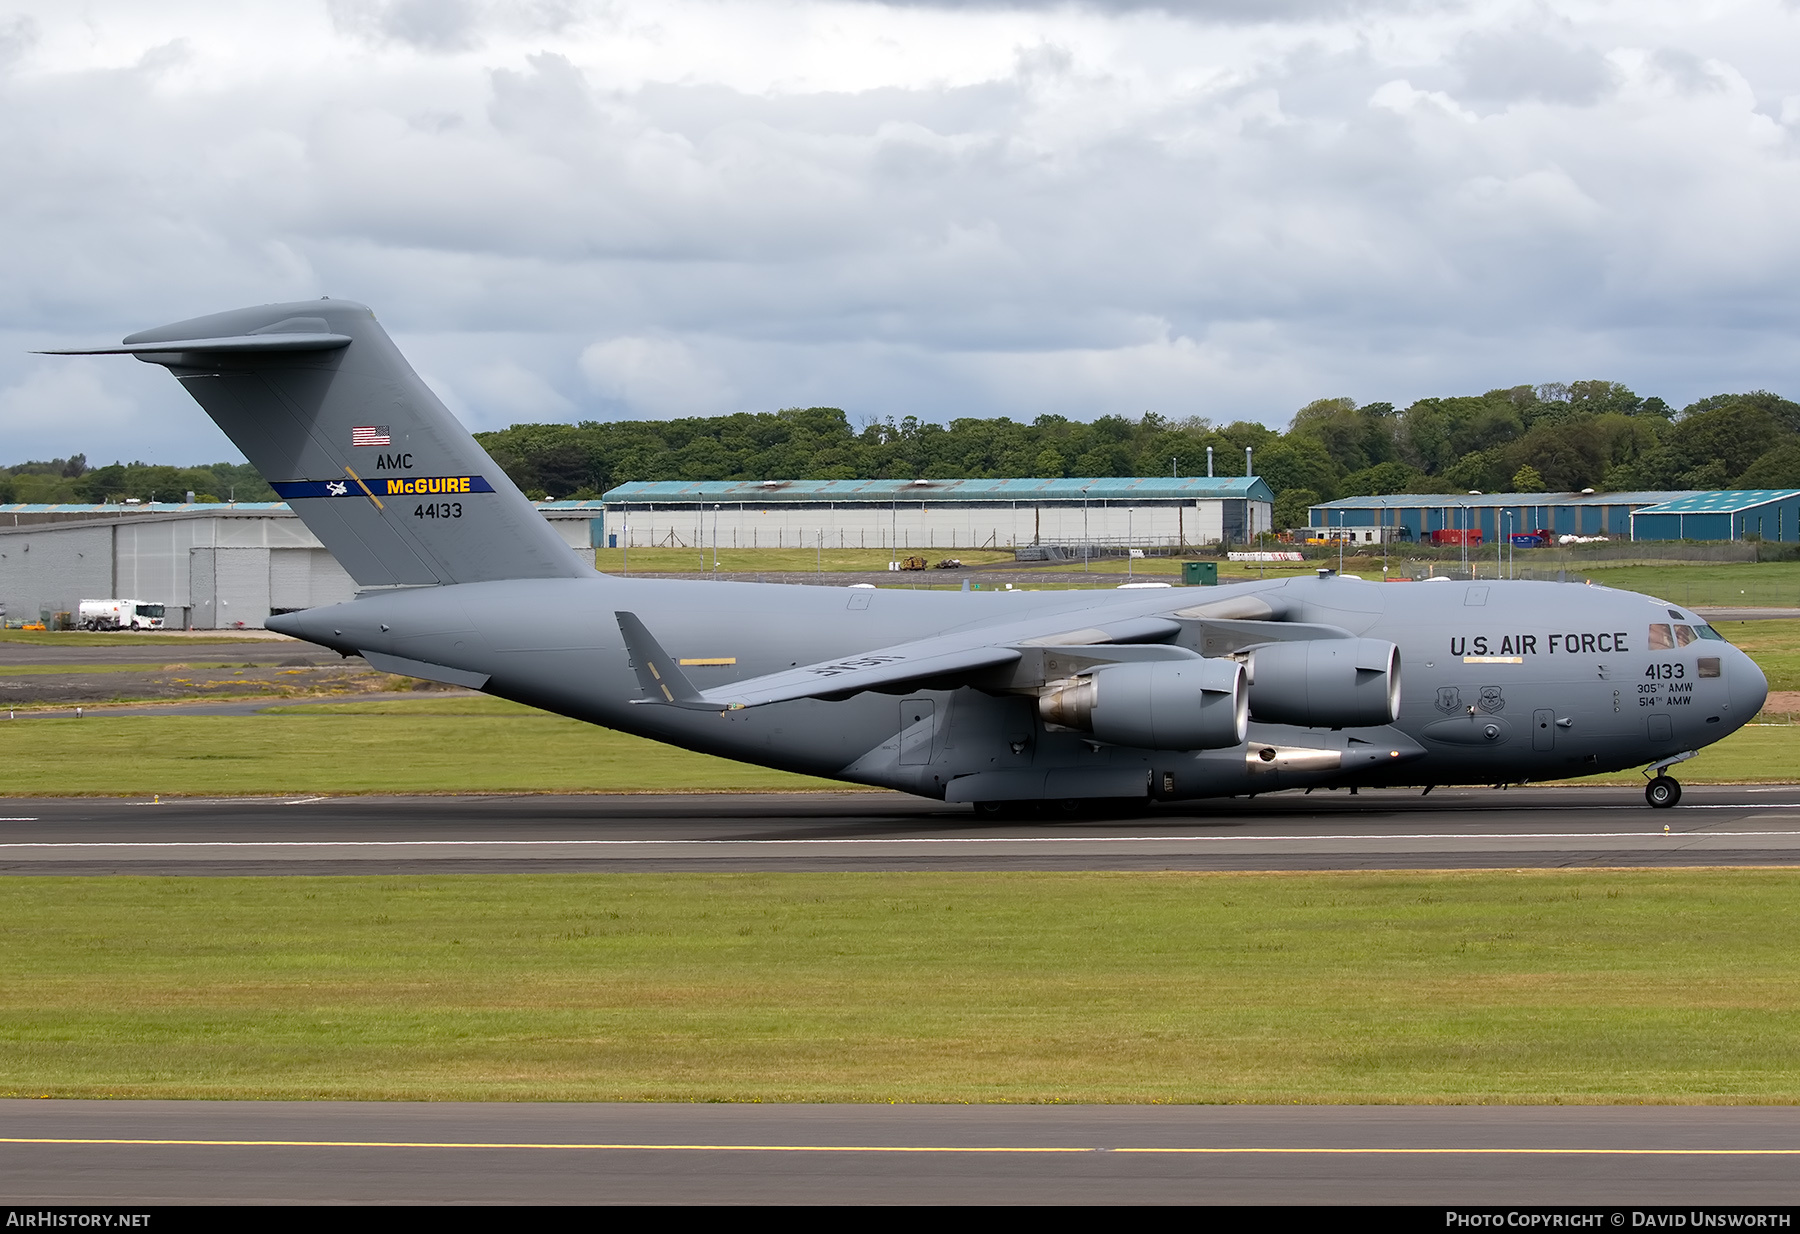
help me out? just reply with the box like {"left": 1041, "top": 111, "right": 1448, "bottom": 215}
{"left": 45, "top": 300, "right": 587, "bottom": 588}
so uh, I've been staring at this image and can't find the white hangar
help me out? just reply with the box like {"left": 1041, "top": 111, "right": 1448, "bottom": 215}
{"left": 596, "top": 477, "right": 1277, "bottom": 552}
{"left": 0, "top": 502, "right": 600, "bottom": 629}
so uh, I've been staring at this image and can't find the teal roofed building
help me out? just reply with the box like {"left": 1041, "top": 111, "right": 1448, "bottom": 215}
{"left": 597, "top": 476, "right": 1275, "bottom": 551}
{"left": 1631, "top": 491, "right": 1800, "bottom": 542}
{"left": 1306, "top": 491, "right": 1694, "bottom": 543}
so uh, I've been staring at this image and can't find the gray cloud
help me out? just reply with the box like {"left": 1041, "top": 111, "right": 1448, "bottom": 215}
{"left": 1452, "top": 28, "right": 1616, "bottom": 107}
{"left": 1650, "top": 47, "right": 1726, "bottom": 95}
{"left": 326, "top": 0, "right": 485, "bottom": 51}
{"left": 0, "top": 16, "right": 37, "bottom": 71}
{"left": 326, "top": 0, "right": 582, "bottom": 51}
{"left": 3, "top": 0, "right": 1799, "bottom": 466}
{"left": 863, "top": 0, "right": 1420, "bottom": 20}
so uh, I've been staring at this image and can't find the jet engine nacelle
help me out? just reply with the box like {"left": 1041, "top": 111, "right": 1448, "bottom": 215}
{"left": 1245, "top": 637, "right": 1400, "bottom": 728}
{"left": 1038, "top": 658, "right": 1247, "bottom": 751}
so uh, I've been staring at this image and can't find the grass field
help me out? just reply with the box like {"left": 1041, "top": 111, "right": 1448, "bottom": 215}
{"left": 4, "top": 869, "right": 1798, "bottom": 1103}
{"left": 1538, "top": 561, "right": 1800, "bottom": 609}
{"left": 0, "top": 697, "right": 836, "bottom": 796}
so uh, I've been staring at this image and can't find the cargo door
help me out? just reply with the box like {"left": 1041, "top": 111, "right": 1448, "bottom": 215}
{"left": 899, "top": 699, "right": 935, "bottom": 765}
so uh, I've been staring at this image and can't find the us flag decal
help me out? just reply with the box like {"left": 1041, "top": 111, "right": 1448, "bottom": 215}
{"left": 351, "top": 425, "right": 391, "bottom": 447}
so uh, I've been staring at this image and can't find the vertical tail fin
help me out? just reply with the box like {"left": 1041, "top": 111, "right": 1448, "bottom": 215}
{"left": 90, "top": 300, "right": 588, "bottom": 587}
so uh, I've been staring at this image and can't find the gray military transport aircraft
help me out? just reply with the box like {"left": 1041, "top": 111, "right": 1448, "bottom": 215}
{"left": 48, "top": 300, "right": 1769, "bottom": 812}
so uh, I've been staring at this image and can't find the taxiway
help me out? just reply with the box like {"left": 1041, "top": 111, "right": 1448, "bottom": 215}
{"left": 3, "top": 785, "right": 1799, "bottom": 874}
{"left": 3, "top": 1099, "right": 1797, "bottom": 1205}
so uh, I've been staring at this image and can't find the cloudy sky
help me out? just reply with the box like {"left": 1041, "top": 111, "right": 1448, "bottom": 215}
{"left": 4, "top": 0, "right": 1799, "bottom": 464}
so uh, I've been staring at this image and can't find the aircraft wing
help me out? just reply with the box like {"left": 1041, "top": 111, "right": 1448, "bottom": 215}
{"left": 616, "top": 610, "right": 1188, "bottom": 711}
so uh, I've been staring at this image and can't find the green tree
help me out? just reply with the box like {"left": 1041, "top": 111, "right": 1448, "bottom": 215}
{"left": 1640, "top": 400, "right": 1781, "bottom": 489}
{"left": 1288, "top": 397, "right": 1394, "bottom": 475}
{"left": 1273, "top": 487, "right": 1318, "bottom": 530}
{"left": 1734, "top": 443, "right": 1800, "bottom": 490}
{"left": 1254, "top": 437, "right": 1339, "bottom": 502}
{"left": 1338, "top": 461, "right": 1432, "bottom": 496}
{"left": 1511, "top": 464, "right": 1545, "bottom": 492}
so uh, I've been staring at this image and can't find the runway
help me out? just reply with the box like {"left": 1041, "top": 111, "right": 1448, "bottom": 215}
{"left": 3, "top": 1099, "right": 1797, "bottom": 1204}
{"left": 4, "top": 785, "right": 1800, "bottom": 874}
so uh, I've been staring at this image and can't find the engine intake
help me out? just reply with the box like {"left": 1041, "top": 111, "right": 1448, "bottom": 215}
{"left": 1039, "top": 658, "right": 1247, "bottom": 751}
{"left": 1245, "top": 638, "right": 1400, "bottom": 728}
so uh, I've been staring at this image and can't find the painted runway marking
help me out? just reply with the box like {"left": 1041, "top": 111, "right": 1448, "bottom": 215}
{"left": 0, "top": 818, "right": 38, "bottom": 822}
{"left": 3, "top": 1136, "right": 1798, "bottom": 1156}
{"left": 3, "top": 830, "right": 1800, "bottom": 851}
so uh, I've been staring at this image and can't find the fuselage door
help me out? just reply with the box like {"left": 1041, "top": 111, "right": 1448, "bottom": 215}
{"left": 900, "top": 698, "right": 936, "bottom": 765}
{"left": 1532, "top": 708, "right": 1555, "bottom": 752}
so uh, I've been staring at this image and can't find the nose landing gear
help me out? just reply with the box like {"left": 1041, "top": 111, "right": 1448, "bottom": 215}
{"left": 1643, "top": 751, "right": 1695, "bottom": 809}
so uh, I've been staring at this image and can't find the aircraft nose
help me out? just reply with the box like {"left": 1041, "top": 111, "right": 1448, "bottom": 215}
{"left": 1729, "top": 646, "right": 1769, "bottom": 722}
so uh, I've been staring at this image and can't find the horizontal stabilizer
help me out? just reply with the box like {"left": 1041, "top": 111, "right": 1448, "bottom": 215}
{"left": 35, "top": 334, "right": 352, "bottom": 356}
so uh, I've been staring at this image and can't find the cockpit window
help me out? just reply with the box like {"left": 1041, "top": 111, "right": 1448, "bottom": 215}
{"left": 1648, "top": 623, "right": 1674, "bottom": 650}
{"left": 1674, "top": 624, "right": 1697, "bottom": 647}
{"left": 1695, "top": 625, "right": 1726, "bottom": 641}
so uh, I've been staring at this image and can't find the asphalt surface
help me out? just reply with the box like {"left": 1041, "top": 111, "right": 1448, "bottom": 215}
{"left": 4, "top": 785, "right": 1800, "bottom": 874}
{"left": 3, "top": 1100, "right": 1797, "bottom": 1204}
{"left": 0, "top": 640, "right": 320, "bottom": 667}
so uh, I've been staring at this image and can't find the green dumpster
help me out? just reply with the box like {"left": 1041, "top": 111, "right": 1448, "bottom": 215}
{"left": 1181, "top": 561, "right": 1218, "bottom": 586}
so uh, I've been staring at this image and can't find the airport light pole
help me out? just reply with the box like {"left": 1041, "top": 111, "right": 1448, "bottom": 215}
{"left": 712, "top": 504, "right": 719, "bottom": 578}
{"left": 1082, "top": 487, "right": 1091, "bottom": 574}
{"left": 1381, "top": 499, "right": 1390, "bottom": 580}
{"left": 1461, "top": 495, "right": 1480, "bottom": 578}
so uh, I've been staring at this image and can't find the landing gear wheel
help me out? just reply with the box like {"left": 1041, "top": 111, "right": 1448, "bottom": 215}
{"left": 1646, "top": 776, "right": 1681, "bottom": 809}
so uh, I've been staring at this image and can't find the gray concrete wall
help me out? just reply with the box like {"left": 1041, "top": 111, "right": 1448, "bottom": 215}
{"left": 0, "top": 523, "right": 113, "bottom": 624}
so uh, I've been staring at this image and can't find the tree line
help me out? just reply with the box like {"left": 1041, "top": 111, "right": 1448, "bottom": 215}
{"left": 0, "top": 456, "right": 276, "bottom": 505}
{"left": 475, "top": 381, "right": 1800, "bottom": 529}
{"left": 9, "top": 381, "right": 1799, "bottom": 531}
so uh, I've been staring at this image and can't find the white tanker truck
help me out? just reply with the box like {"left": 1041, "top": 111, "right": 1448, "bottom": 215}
{"left": 77, "top": 599, "right": 167, "bottom": 631}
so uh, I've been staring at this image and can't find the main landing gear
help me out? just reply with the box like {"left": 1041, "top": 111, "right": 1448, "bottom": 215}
{"left": 1643, "top": 751, "right": 1696, "bottom": 810}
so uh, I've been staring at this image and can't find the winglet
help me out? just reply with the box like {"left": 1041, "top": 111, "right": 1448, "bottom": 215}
{"left": 616, "top": 611, "right": 711, "bottom": 709}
